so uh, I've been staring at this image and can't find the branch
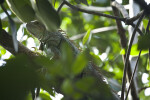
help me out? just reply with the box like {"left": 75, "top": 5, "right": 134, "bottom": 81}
{"left": 112, "top": 1, "right": 143, "bottom": 23}
{"left": 130, "top": 23, "right": 143, "bottom": 36}
{"left": 111, "top": 1, "right": 142, "bottom": 23}
{"left": 138, "top": 86, "right": 150, "bottom": 93}
{"left": 76, "top": 4, "right": 129, "bottom": 12}
{"left": 64, "top": 1, "right": 143, "bottom": 36}
{"left": 57, "top": 0, "right": 66, "bottom": 13}
{"left": 121, "top": 10, "right": 145, "bottom": 100}
{"left": 64, "top": 1, "right": 126, "bottom": 21}
{"left": 111, "top": 1, "right": 143, "bottom": 36}
{"left": 0, "top": 29, "right": 38, "bottom": 57}
{"left": 111, "top": 4, "right": 127, "bottom": 48}
{"left": 111, "top": 1, "right": 141, "bottom": 100}
{"left": 110, "top": 2, "right": 144, "bottom": 100}
{"left": 111, "top": 1, "right": 129, "bottom": 18}
{"left": 54, "top": 0, "right": 56, "bottom": 7}
{"left": 69, "top": 26, "right": 117, "bottom": 40}
{"left": 125, "top": 50, "right": 141, "bottom": 100}
{"left": 146, "top": 17, "right": 150, "bottom": 68}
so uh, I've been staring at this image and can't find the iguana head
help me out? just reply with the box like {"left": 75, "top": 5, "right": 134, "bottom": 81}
{"left": 26, "top": 20, "right": 46, "bottom": 39}
{"left": 26, "top": 20, "right": 61, "bottom": 47}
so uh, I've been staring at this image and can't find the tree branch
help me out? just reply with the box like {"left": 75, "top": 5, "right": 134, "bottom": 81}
{"left": 111, "top": 1, "right": 143, "bottom": 36}
{"left": 64, "top": 1, "right": 126, "bottom": 21}
{"left": 70, "top": 26, "right": 117, "bottom": 40}
{"left": 76, "top": 4, "right": 129, "bottom": 12}
{"left": 138, "top": 86, "right": 150, "bottom": 93}
{"left": 64, "top": 1, "right": 143, "bottom": 36}
{"left": 111, "top": 1, "right": 141, "bottom": 100}
{"left": 57, "top": 0, "right": 66, "bottom": 13}
{"left": 111, "top": 5, "right": 127, "bottom": 48}
{"left": 125, "top": 50, "right": 141, "bottom": 100}
{"left": 121, "top": 10, "right": 145, "bottom": 100}
{"left": 0, "top": 29, "right": 38, "bottom": 57}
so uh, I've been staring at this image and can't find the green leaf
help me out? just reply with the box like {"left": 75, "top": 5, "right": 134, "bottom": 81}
{"left": 60, "top": 43, "right": 74, "bottom": 76}
{"left": 31, "top": 0, "right": 61, "bottom": 32}
{"left": 131, "top": 44, "right": 148, "bottom": 57}
{"left": 34, "top": 56, "right": 53, "bottom": 68}
{"left": 143, "top": 19, "right": 149, "bottom": 29}
{"left": 61, "top": 79, "right": 74, "bottom": 94}
{"left": 75, "top": 77, "right": 95, "bottom": 93}
{"left": 1, "top": 48, "right": 6, "bottom": 55}
{"left": 82, "top": 28, "right": 92, "bottom": 45}
{"left": 0, "top": 46, "right": 7, "bottom": 57}
{"left": 72, "top": 52, "right": 88, "bottom": 75}
{"left": 0, "top": 54, "right": 41, "bottom": 100}
{"left": 61, "top": 43, "right": 73, "bottom": 65}
{"left": 6, "top": 0, "right": 35, "bottom": 22}
{"left": 90, "top": 52, "right": 102, "bottom": 65}
{"left": 25, "top": 92, "right": 32, "bottom": 100}
{"left": 38, "top": 91, "right": 52, "bottom": 100}
{"left": 138, "top": 34, "right": 150, "bottom": 50}
{"left": 120, "top": 48, "right": 125, "bottom": 55}
{"left": 0, "top": 18, "right": 2, "bottom": 34}
{"left": 146, "top": 59, "right": 150, "bottom": 71}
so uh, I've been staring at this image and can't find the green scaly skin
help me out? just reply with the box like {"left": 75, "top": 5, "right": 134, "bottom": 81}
{"left": 26, "top": 21, "right": 79, "bottom": 57}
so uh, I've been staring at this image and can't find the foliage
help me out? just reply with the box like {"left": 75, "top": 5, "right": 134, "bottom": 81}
{"left": 82, "top": 28, "right": 92, "bottom": 45}
{"left": 0, "top": 0, "right": 150, "bottom": 100}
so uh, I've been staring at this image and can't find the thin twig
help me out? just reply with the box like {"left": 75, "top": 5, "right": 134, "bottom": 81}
{"left": 64, "top": 1, "right": 126, "bottom": 21}
{"left": 145, "top": 17, "right": 150, "bottom": 80}
{"left": 64, "top": 1, "right": 143, "bottom": 36}
{"left": 57, "top": 0, "right": 66, "bottom": 13}
{"left": 138, "top": 86, "right": 150, "bottom": 93}
{"left": 111, "top": 1, "right": 143, "bottom": 36}
{"left": 125, "top": 16, "right": 150, "bottom": 100}
{"left": 111, "top": 1, "right": 129, "bottom": 18}
{"left": 54, "top": 0, "right": 56, "bottom": 7}
{"left": 125, "top": 11, "right": 144, "bottom": 25}
{"left": 125, "top": 50, "right": 141, "bottom": 100}
{"left": 121, "top": 10, "right": 145, "bottom": 100}
{"left": 112, "top": 1, "right": 143, "bottom": 24}
{"left": 70, "top": 26, "right": 117, "bottom": 40}
{"left": 146, "top": 17, "right": 150, "bottom": 33}
{"left": 111, "top": 4, "right": 127, "bottom": 49}
{"left": 130, "top": 23, "right": 143, "bottom": 36}
{"left": 111, "top": 1, "right": 141, "bottom": 99}
{"left": 77, "top": 4, "right": 129, "bottom": 12}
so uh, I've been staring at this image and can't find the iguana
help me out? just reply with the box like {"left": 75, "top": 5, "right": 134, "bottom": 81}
{"left": 26, "top": 21, "right": 79, "bottom": 58}
{"left": 26, "top": 20, "right": 120, "bottom": 100}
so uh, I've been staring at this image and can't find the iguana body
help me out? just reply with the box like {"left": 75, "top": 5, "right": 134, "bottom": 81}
{"left": 26, "top": 21, "right": 119, "bottom": 100}
{"left": 26, "top": 21, "right": 79, "bottom": 58}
